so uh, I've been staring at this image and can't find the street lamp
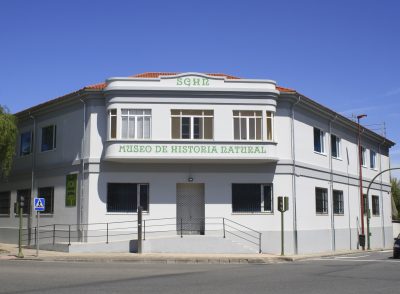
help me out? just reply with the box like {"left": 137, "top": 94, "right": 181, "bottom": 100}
{"left": 357, "top": 114, "right": 367, "bottom": 250}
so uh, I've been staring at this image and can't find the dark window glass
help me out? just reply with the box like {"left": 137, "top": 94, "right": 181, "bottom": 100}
{"left": 263, "top": 185, "right": 273, "bottom": 212}
{"left": 193, "top": 117, "right": 201, "bottom": 139}
{"left": 372, "top": 195, "right": 380, "bottom": 216}
{"left": 331, "top": 134, "right": 338, "bottom": 158}
{"left": 316, "top": 188, "right": 328, "bottom": 214}
{"left": 0, "top": 191, "right": 11, "bottom": 215}
{"left": 333, "top": 190, "right": 344, "bottom": 214}
{"left": 107, "top": 183, "right": 149, "bottom": 213}
{"left": 139, "top": 184, "right": 149, "bottom": 211}
{"left": 232, "top": 184, "right": 261, "bottom": 212}
{"left": 370, "top": 151, "right": 376, "bottom": 169}
{"left": 17, "top": 189, "right": 31, "bottom": 215}
{"left": 38, "top": 187, "right": 54, "bottom": 214}
{"left": 20, "top": 131, "right": 32, "bottom": 156}
{"left": 181, "top": 117, "right": 190, "bottom": 139}
{"left": 314, "top": 128, "right": 322, "bottom": 152}
{"left": 41, "top": 125, "right": 56, "bottom": 151}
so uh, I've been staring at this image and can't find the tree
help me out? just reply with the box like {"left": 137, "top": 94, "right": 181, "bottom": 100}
{"left": 391, "top": 177, "right": 400, "bottom": 219}
{"left": 0, "top": 105, "right": 17, "bottom": 179}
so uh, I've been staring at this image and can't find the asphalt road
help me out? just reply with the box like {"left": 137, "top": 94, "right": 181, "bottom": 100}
{"left": 0, "top": 251, "right": 399, "bottom": 294}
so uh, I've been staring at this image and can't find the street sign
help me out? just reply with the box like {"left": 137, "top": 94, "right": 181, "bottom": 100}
{"left": 34, "top": 198, "right": 45, "bottom": 212}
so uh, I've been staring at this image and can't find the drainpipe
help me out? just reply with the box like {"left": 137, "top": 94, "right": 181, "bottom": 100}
{"left": 79, "top": 98, "right": 86, "bottom": 241}
{"left": 28, "top": 113, "right": 36, "bottom": 246}
{"left": 378, "top": 140, "right": 385, "bottom": 248}
{"left": 346, "top": 147, "right": 351, "bottom": 249}
{"left": 328, "top": 115, "right": 338, "bottom": 252}
{"left": 290, "top": 96, "right": 301, "bottom": 254}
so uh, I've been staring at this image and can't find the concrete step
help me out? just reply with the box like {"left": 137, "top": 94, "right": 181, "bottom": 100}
{"left": 142, "top": 235, "right": 259, "bottom": 254}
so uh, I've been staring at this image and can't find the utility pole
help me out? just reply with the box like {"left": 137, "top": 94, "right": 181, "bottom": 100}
{"left": 357, "top": 114, "right": 367, "bottom": 250}
{"left": 17, "top": 198, "right": 24, "bottom": 258}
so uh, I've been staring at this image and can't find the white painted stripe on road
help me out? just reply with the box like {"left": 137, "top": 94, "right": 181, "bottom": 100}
{"left": 311, "top": 258, "right": 400, "bottom": 263}
{"left": 335, "top": 255, "right": 370, "bottom": 259}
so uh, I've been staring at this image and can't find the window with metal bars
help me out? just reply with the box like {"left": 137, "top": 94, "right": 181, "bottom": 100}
{"left": 333, "top": 190, "right": 344, "bottom": 214}
{"left": 232, "top": 184, "right": 273, "bottom": 213}
{"left": 315, "top": 187, "right": 328, "bottom": 214}
{"left": 107, "top": 183, "right": 149, "bottom": 213}
{"left": 0, "top": 191, "right": 11, "bottom": 216}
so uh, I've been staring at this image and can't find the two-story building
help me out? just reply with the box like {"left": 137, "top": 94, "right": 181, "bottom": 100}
{"left": 0, "top": 72, "right": 395, "bottom": 254}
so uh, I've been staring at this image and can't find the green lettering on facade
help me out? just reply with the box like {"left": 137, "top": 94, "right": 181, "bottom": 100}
{"left": 175, "top": 77, "right": 210, "bottom": 87}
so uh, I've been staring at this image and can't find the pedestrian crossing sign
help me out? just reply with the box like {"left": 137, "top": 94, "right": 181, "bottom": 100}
{"left": 34, "top": 198, "right": 45, "bottom": 212}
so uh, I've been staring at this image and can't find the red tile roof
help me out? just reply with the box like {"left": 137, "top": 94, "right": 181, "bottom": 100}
{"left": 84, "top": 72, "right": 293, "bottom": 92}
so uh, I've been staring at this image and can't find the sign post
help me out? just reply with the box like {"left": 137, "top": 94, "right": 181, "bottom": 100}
{"left": 16, "top": 196, "right": 24, "bottom": 258}
{"left": 278, "top": 196, "right": 289, "bottom": 256}
{"left": 34, "top": 198, "right": 45, "bottom": 257}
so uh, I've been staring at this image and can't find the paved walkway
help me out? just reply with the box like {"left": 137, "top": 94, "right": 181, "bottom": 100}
{"left": 0, "top": 243, "right": 384, "bottom": 264}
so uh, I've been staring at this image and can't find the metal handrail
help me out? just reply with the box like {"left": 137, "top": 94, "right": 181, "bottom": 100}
{"left": 223, "top": 218, "right": 261, "bottom": 234}
{"left": 27, "top": 216, "right": 262, "bottom": 253}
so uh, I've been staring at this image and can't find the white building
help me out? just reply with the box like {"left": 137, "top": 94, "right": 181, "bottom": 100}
{"left": 0, "top": 72, "right": 395, "bottom": 254}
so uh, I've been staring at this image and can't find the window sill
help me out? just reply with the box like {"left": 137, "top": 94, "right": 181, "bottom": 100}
{"left": 334, "top": 213, "right": 345, "bottom": 216}
{"left": 0, "top": 214, "right": 10, "bottom": 218}
{"left": 40, "top": 148, "right": 56, "bottom": 154}
{"left": 332, "top": 156, "right": 342, "bottom": 161}
{"left": 314, "top": 151, "right": 327, "bottom": 157}
{"left": 231, "top": 212, "right": 274, "bottom": 215}
{"left": 106, "top": 212, "right": 149, "bottom": 215}
{"left": 372, "top": 215, "right": 380, "bottom": 217}
{"left": 316, "top": 213, "right": 329, "bottom": 216}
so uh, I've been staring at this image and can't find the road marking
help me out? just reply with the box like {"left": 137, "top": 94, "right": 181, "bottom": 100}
{"left": 311, "top": 258, "right": 400, "bottom": 263}
{"left": 334, "top": 255, "right": 369, "bottom": 259}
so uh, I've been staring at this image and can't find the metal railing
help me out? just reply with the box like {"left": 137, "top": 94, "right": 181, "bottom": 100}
{"left": 22, "top": 217, "right": 262, "bottom": 253}
{"left": 22, "top": 220, "right": 138, "bottom": 246}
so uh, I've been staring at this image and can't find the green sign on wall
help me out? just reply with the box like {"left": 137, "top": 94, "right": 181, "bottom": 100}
{"left": 65, "top": 174, "right": 77, "bottom": 207}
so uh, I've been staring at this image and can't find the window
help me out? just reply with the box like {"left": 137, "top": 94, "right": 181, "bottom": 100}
{"left": 232, "top": 184, "right": 273, "bottom": 213}
{"left": 331, "top": 134, "right": 341, "bottom": 158}
{"left": 20, "top": 131, "right": 32, "bottom": 156}
{"left": 361, "top": 147, "right": 367, "bottom": 166}
{"left": 38, "top": 187, "right": 54, "bottom": 214}
{"left": 0, "top": 191, "right": 11, "bottom": 216}
{"left": 372, "top": 195, "right": 380, "bottom": 216}
{"left": 107, "top": 183, "right": 149, "bottom": 213}
{"left": 333, "top": 190, "right": 344, "bottom": 214}
{"left": 17, "top": 189, "right": 31, "bottom": 215}
{"left": 109, "top": 109, "right": 117, "bottom": 139}
{"left": 313, "top": 128, "right": 325, "bottom": 153}
{"left": 121, "top": 109, "right": 151, "bottom": 139}
{"left": 233, "top": 111, "right": 262, "bottom": 140}
{"left": 266, "top": 111, "right": 274, "bottom": 141}
{"left": 315, "top": 187, "right": 328, "bottom": 214}
{"left": 41, "top": 125, "right": 56, "bottom": 152}
{"left": 370, "top": 150, "right": 376, "bottom": 169}
{"left": 171, "top": 110, "right": 213, "bottom": 139}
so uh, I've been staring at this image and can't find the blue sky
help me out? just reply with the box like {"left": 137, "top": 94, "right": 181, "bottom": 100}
{"left": 1, "top": 0, "right": 399, "bottom": 176}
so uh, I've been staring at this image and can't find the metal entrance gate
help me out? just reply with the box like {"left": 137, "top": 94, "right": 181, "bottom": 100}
{"left": 176, "top": 183, "right": 205, "bottom": 235}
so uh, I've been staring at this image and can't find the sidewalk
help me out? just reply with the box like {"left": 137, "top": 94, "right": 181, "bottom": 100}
{"left": 0, "top": 243, "right": 384, "bottom": 264}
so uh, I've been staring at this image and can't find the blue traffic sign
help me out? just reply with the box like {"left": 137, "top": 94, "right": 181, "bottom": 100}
{"left": 34, "top": 198, "right": 45, "bottom": 212}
